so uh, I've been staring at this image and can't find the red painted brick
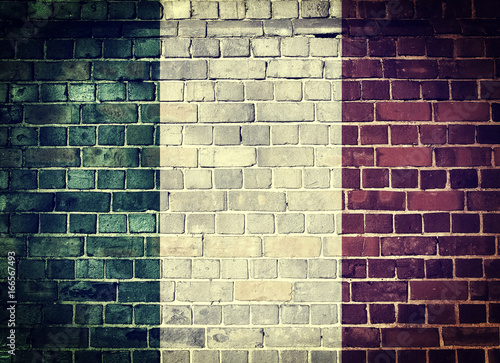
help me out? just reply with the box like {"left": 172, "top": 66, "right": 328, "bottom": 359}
{"left": 362, "top": 168, "right": 389, "bottom": 188}
{"left": 388, "top": 0, "right": 415, "bottom": 19}
{"left": 382, "top": 328, "right": 440, "bottom": 347}
{"left": 420, "top": 170, "right": 447, "bottom": 190}
{"left": 381, "top": 237, "right": 437, "bottom": 256}
{"left": 352, "top": 281, "right": 407, "bottom": 302}
{"left": 343, "top": 259, "right": 367, "bottom": 278}
{"left": 451, "top": 81, "right": 478, "bottom": 100}
{"left": 448, "top": 125, "right": 475, "bottom": 144}
{"left": 408, "top": 191, "right": 464, "bottom": 211}
{"left": 426, "top": 38, "right": 454, "bottom": 57}
{"left": 427, "top": 304, "right": 456, "bottom": 324}
{"left": 485, "top": 260, "right": 500, "bottom": 278}
{"left": 422, "top": 81, "right": 449, "bottom": 100}
{"left": 365, "top": 214, "right": 393, "bottom": 233}
{"left": 435, "top": 147, "right": 491, "bottom": 167}
{"left": 362, "top": 80, "right": 390, "bottom": 100}
{"left": 443, "top": 0, "right": 472, "bottom": 18}
{"left": 398, "top": 350, "right": 426, "bottom": 363}
{"left": 442, "top": 327, "right": 500, "bottom": 347}
{"left": 450, "top": 169, "right": 478, "bottom": 189}
{"left": 369, "top": 39, "right": 396, "bottom": 57}
{"left": 410, "top": 281, "right": 468, "bottom": 300}
{"left": 456, "top": 259, "right": 483, "bottom": 278}
{"left": 358, "top": 1, "right": 386, "bottom": 18}
{"left": 342, "top": 147, "right": 374, "bottom": 167}
{"left": 483, "top": 214, "right": 500, "bottom": 233}
{"left": 477, "top": 125, "right": 500, "bottom": 144}
{"left": 346, "top": 19, "right": 380, "bottom": 37}
{"left": 480, "top": 81, "right": 500, "bottom": 100}
{"left": 368, "top": 259, "right": 396, "bottom": 278}
{"left": 423, "top": 213, "right": 450, "bottom": 233}
{"left": 370, "top": 304, "right": 395, "bottom": 324}
{"left": 370, "top": 350, "right": 397, "bottom": 363}
{"left": 343, "top": 59, "right": 383, "bottom": 79}
{"left": 420, "top": 125, "right": 447, "bottom": 144}
{"left": 391, "top": 169, "right": 418, "bottom": 188}
{"left": 470, "top": 281, "right": 488, "bottom": 301}
{"left": 392, "top": 81, "right": 420, "bottom": 100}
{"left": 384, "top": 59, "right": 438, "bottom": 79}
{"left": 360, "top": 125, "right": 388, "bottom": 145}
{"left": 342, "top": 0, "right": 356, "bottom": 18}
{"left": 397, "top": 258, "right": 425, "bottom": 279}
{"left": 394, "top": 214, "right": 422, "bottom": 234}
{"left": 398, "top": 304, "right": 425, "bottom": 324}
{"left": 456, "top": 38, "right": 485, "bottom": 57}
{"left": 381, "top": 20, "right": 433, "bottom": 36}
{"left": 342, "top": 304, "right": 367, "bottom": 324}
{"left": 343, "top": 281, "right": 350, "bottom": 303}
{"left": 431, "top": 19, "right": 462, "bottom": 34}
{"left": 426, "top": 259, "right": 453, "bottom": 279}
{"left": 343, "top": 327, "right": 380, "bottom": 348}
{"left": 342, "top": 237, "right": 379, "bottom": 257}
{"left": 452, "top": 214, "right": 480, "bottom": 233}
{"left": 485, "top": 38, "right": 500, "bottom": 57}
{"left": 342, "top": 81, "right": 361, "bottom": 101}
{"left": 495, "top": 147, "right": 500, "bottom": 164}
{"left": 434, "top": 102, "right": 490, "bottom": 122}
{"left": 439, "top": 60, "right": 494, "bottom": 79}
{"left": 342, "top": 39, "right": 367, "bottom": 57}
{"left": 467, "top": 191, "right": 500, "bottom": 211}
{"left": 342, "top": 213, "right": 364, "bottom": 234}
{"left": 438, "top": 236, "right": 495, "bottom": 255}
{"left": 377, "top": 147, "right": 432, "bottom": 167}
{"left": 398, "top": 37, "right": 425, "bottom": 56}
{"left": 342, "top": 351, "right": 366, "bottom": 362}
{"left": 342, "top": 125, "right": 358, "bottom": 145}
{"left": 376, "top": 102, "right": 431, "bottom": 121}
{"left": 391, "top": 125, "right": 418, "bottom": 145}
{"left": 348, "top": 190, "right": 405, "bottom": 211}
{"left": 343, "top": 102, "right": 374, "bottom": 122}
{"left": 343, "top": 168, "right": 360, "bottom": 188}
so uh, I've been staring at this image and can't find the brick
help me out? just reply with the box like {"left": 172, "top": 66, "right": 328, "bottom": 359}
{"left": 207, "top": 328, "right": 262, "bottom": 349}
{"left": 208, "top": 20, "right": 262, "bottom": 37}
{"left": 264, "top": 328, "right": 321, "bottom": 348}
{"left": 317, "top": 102, "right": 342, "bottom": 122}
{"left": 362, "top": 169, "right": 389, "bottom": 188}
{"left": 342, "top": 237, "right": 379, "bottom": 257}
{"left": 439, "top": 236, "right": 495, "bottom": 256}
{"left": 421, "top": 170, "right": 447, "bottom": 189}
{"left": 205, "top": 236, "right": 261, "bottom": 258}
{"left": 420, "top": 125, "right": 447, "bottom": 144}
{"left": 352, "top": 282, "right": 407, "bottom": 302}
{"left": 264, "top": 19, "right": 293, "bottom": 36}
{"left": 158, "top": 237, "right": 202, "bottom": 257}
{"left": 154, "top": 60, "right": 207, "bottom": 80}
{"left": 376, "top": 102, "right": 431, "bottom": 121}
{"left": 410, "top": 281, "right": 468, "bottom": 301}
{"left": 348, "top": 191, "right": 405, "bottom": 211}
{"left": 0, "top": 150, "right": 21, "bottom": 167}
{"left": 199, "top": 103, "right": 254, "bottom": 123}
{"left": 142, "top": 147, "right": 197, "bottom": 167}
{"left": 343, "top": 38, "right": 367, "bottom": 57}
{"left": 25, "top": 104, "right": 79, "bottom": 125}
{"left": 435, "top": 147, "right": 491, "bottom": 167}
{"left": 176, "top": 282, "right": 232, "bottom": 302}
{"left": 343, "top": 59, "right": 382, "bottom": 78}
{"left": 384, "top": 60, "right": 437, "bottom": 79}
{"left": 0, "top": 192, "right": 54, "bottom": 213}
{"left": 434, "top": 102, "right": 490, "bottom": 122}
{"left": 292, "top": 19, "right": 342, "bottom": 35}
{"left": 392, "top": 81, "right": 420, "bottom": 100}
{"left": 369, "top": 39, "right": 396, "bottom": 57}
{"left": 398, "top": 37, "right": 425, "bottom": 56}
{"left": 263, "top": 236, "right": 321, "bottom": 257}
{"left": 268, "top": 59, "right": 323, "bottom": 78}
{"left": 376, "top": 147, "right": 431, "bottom": 167}
{"left": 294, "top": 281, "right": 341, "bottom": 303}
{"left": 34, "top": 61, "right": 89, "bottom": 81}
{"left": 442, "top": 328, "right": 499, "bottom": 347}
{"left": 477, "top": 125, "right": 500, "bottom": 144}
{"left": 170, "top": 191, "right": 224, "bottom": 212}
{"left": 342, "top": 102, "right": 374, "bottom": 122}
{"left": 272, "top": 1, "right": 298, "bottom": 18}
{"left": 450, "top": 169, "right": 478, "bottom": 189}
{"left": 439, "top": 59, "right": 494, "bottom": 79}
{"left": 258, "top": 147, "right": 313, "bottom": 167}
{"left": 382, "top": 328, "right": 439, "bottom": 348}
{"left": 408, "top": 191, "right": 463, "bottom": 211}
{"left": 288, "top": 191, "right": 342, "bottom": 211}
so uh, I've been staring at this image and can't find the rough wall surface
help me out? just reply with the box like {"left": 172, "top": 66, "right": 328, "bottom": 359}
{"left": 341, "top": 0, "right": 500, "bottom": 362}
{"left": 0, "top": 0, "right": 499, "bottom": 362}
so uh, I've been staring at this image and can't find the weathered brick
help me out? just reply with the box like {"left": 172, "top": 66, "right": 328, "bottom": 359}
{"left": 151, "top": 328, "right": 204, "bottom": 348}
{"left": 154, "top": 60, "right": 207, "bottom": 80}
{"left": 376, "top": 147, "right": 432, "bottom": 167}
{"left": 199, "top": 147, "right": 255, "bottom": 167}
{"left": 235, "top": 281, "right": 291, "bottom": 301}
{"left": 207, "top": 20, "right": 263, "bottom": 37}
{"left": 410, "top": 281, "right": 468, "bottom": 300}
{"left": 29, "top": 237, "right": 83, "bottom": 257}
{"left": 257, "top": 147, "right": 313, "bottom": 167}
{"left": 288, "top": 191, "right": 342, "bottom": 211}
{"left": 158, "top": 237, "right": 202, "bottom": 257}
{"left": 207, "top": 328, "right": 263, "bottom": 348}
{"left": 292, "top": 19, "right": 341, "bottom": 35}
{"left": 34, "top": 61, "right": 89, "bottom": 81}
{"left": 199, "top": 103, "right": 254, "bottom": 123}
{"left": 228, "top": 191, "right": 285, "bottom": 211}
{"left": 82, "top": 104, "right": 137, "bottom": 124}
{"left": 408, "top": 191, "right": 464, "bottom": 211}
{"left": 205, "top": 236, "right": 261, "bottom": 257}
{"left": 176, "top": 281, "right": 233, "bottom": 302}
{"left": 94, "top": 61, "right": 149, "bottom": 81}
{"left": 268, "top": 59, "right": 323, "bottom": 78}
{"left": 257, "top": 103, "right": 314, "bottom": 122}
{"left": 434, "top": 102, "right": 490, "bottom": 122}
{"left": 170, "top": 191, "right": 225, "bottom": 212}
{"left": 209, "top": 59, "right": 266, "bottom": 79}
{"left": 113, "top": 192, "right": 160, "bottom": 212}
{"left": 0, "top": 150, "right": 22, "bottom": 168}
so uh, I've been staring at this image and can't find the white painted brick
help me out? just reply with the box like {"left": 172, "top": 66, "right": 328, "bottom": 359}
{"left": 250, "top": 259, "right": 277, "bottom": 279}
{"left": 186, "top": 213, "right": 215, "bottom": 234}
{"left": 221, "top": 259, "right": 248, "bottom": 279}
{"left": 217, "top": 82, "right": 244, "bottom": 101}
{"left": 322, "top": 327, "right": 342, "bottom": 348}
{"left": 176, "top": 281, "right": 233, "bottom": 302}
{"left": 281, "top": 37, "right": 309, "bottom": 57}
{"left": 163, "top": 39, "right": 190, "bottom": 58}
{"left": 192, "top": 1, "right": 218, "bottom": 19}
{"left": 275, "top": 81, "right": 302, "bottom": 101}
{"left": 194, "top": 305, "right": 221, "bottom": 325}
{"left": 324, "top": 60, "right": 342, "bottom": 79}
{"left": 224, "top": 305, "right": 250, "bottom": 325}
{"left": 216, "top": 213, "right": 245, "bottom": 234}
{"left": 271, "top": 125, "right": 298, "bottom": 145}
{"left": 323, "top": 236, "right": 342, "bottom": 257}
{"left": 307, "top": 213, "right": 335, "bottom": 234}
{"left": 258, "top": 147, "right": 313, "bottom": 167}
{"left": 221, "top": 39, "right": 250, "bottom": 57}
{"left": 309, "top": 259, "right": 337, "bottom": 278}
{"left": 251, "top": 305, "right": 279, "bottom": 325}
{"left": 214, "top": 126, "right": 241, "bottom": 145}
{"left": 164, "top": 1, "right": 191, "bottom": 19}
{"left": 219, "top": 1, "right": 246, "bottom": 20}
{"left": 287, "top": 191, "right": 342, "bottom": 211}
{"left": 281, "top": 305, "right": 309, "bottom": 324}
{"left": 185, "top": 81, "right": 215, "bottom": 102}
{"left": 246, "top": 1, "right": 271, "bottom": 19}
{"left": 199, "top": 103, "right": 255, "bottom": 123}
{"left": 159, "top": 147, "right": 197, "bottom": 167}
{"left": 316, "top": 102, "right": 342, "bottom": 122}
{"left": 301, "top": 1, "right": 330, "bottom": 18}
{"left": 300, "top": 124, "right": 329, "bottom": 145}
{"left": 159, "top": 213, "right": 185, "bottom": 234}
{"left": 199, "top": 147, "right": 256, "bottom": 167}
{"left": 315, "top": 147, "right": 342, "bottom": 167}
{"left": 192, "top": 259, "right": 220, "bottom": 279}
{"left": 292, "top": 19, "right": 342, "bottom": 35}
{"left": 264, "top": 236, "right": 321, "bottom": 257}
{"left": 207, "top": 328, "right": 263, "bottom": 349}
{"left": 243, "top": 169, "right": 272, "bottom": 189}
{"left": 310, "top": 38, "right": 339, "bottom": 57}
{"left": 242, "top": 125, "right": 270, "bottom": 145}
{"left": 207, "top": 21, "right": 263, "bottom": 37}
{"left": 304, "top": 168, "right": 330, "bottom": 188}
{"left": 228, "top": 191, "right": 286, "bottom": 212}
{"left": 184, "top": 125, "right": 212, "bottom": 146}
{"left": 192, "top": 39, "right": 220, "bottom": 58}
{"left": 311, "top": 304, "right": 338, "bottom": 325}
{"left": 264, "top": 19, "right": 293, "bottom": 36}
{"left": 304, "top": 81, "right": 331, "bottom": 101}
{"left": 279, "top": 259, "right": 307, "bottom": 278}
{"left": 159, "top": 103, "right": 197, "bottom": 123}
{"left": 247, "top": 213, "right": 275, "bottom": 234}
{"left": 245, "top": 81, "right": 274, "bottom": 100}
{"left": 214, "top": 169, "right": 243, "bottom": 189}
{"left": 163, "top": 305, "right": 192, "bottom": 325}
{"left": 272, "top": 1, "right": 299, "bottom": 18}
{"left": 157, "top": 60, "right": 207, "bottom": 80}
{"left": 159, "top": 81, "right": 184, "bottom": 102}
{"left": 159, "top": 237, "right": 202, "bottom": 257}
{"left": 257, "top": 103, "right": 314, "bottom": 122}
{"left": 205, "top": 236, "right": 262, "bottom": 258}
{"left": 274, "top": 168, "right": 302, "bottom": 188}
{"left": 293, "top": 281, "right": 341, "bottom": 302}
{"left": 178, "top": 20, "right": 207, "bottom": 37}
{"left": 159, "top": 169, "right": 183, "bottom": 190}
{"left": 277, "top": 213, "right": 305, "bottom": 233}
{"left": 264, "top": 327, "right": 321, "bottom": 347}
{"left": 170, "top": 191, "right": 226, "bottom": 212}
{"left": 163, "top": 258, "right": 191, "bottom": 278}
{"left": 251, "top": 38, "right": 280, "bottom": 57}
{"left": 158, "top": 125, "right": 182, "bottom": 145}
{"left": 210, "top": 59, "right": 266, "bottom": 79}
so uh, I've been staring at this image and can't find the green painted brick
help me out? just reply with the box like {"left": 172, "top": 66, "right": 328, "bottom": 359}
{"left": 47, "top": 259, "right": 75, "bottom": 279}
{"left": 0, "top": 105, "right": 22, "bottom": 124}
{"left": 52, "top": 2, "right": 81, "bottom": 20}
{"left": 113, "top": 192, "right": 160, "bottom": 212}
{"left": 10, "top": 214, "right": 39, "bottom": 233}
{"left": 118, "top": 281, "right": 160, "bottom": 302}
{"left": 55, "top": 192, "right": 110, "bottom": 212}
{"left": 134, "top": 304, "right": 161, "bottom": 325}
{"left": 17, "top": 40, "right": 44, "bottom": 59}
{"left": 122, "top": 21, "right": 162, "bottom": 38}
{"left": 105, "top": 304, "right": 133, "bottom": 324}
{"left": 98, "top": 125, "right": 125, "bottom": 146}
{"left": 133, "top": 351, "right": 160, "bottom": 362}
{"left": 39, "top": 170, "right": 66, "bottom": 189}
{"left": 75, "top": 39, "right": 102, "bottom": 59}
{"left": 109, "top": 2, "right": 136, "bottom": 19}
{"left": 76, "top": 259, "right": 104, "bottom": 279}
{"left": 0, "top": 193, "right": 54, "bottom": 212}
{"left": 94, "top": 61, "right": 150, "bottom": 81}
{"left": 102, "top": 351, "right": 131, "bottom": 363}
{"left": 39, "top": 214, "right": 67, "bottom": 233}
{"left": 90, "top": 327, "right": 147, "bottom": 348}
{"left": 0, "top": 215, "right": 7, "bottom": 233}
{"left": 140, "top": 103, "right": 160, "bottom": 123}
{"left": 103, "top": 39, "right": 132, "bottom": 58}
{"left": 42, "top": 304, "right": 73, "bottom": 324}
{"left": 25, "top": 104, "right": 79, "bottom": 124}
{"left": 18, "top": 281, "right": 58, "bottom": 302}
{"left": 69, "top": 83, "right": 96, "bottom": 102}
{"left": 82, "top": 103, "right": 138, "bottom": 123}
{"left": 105, "top": 259, "right": 133, "bottom": 279}
{"left": 75, "top": 304, "right": 103, "bottom": 325}
{"left": 68, "top": 170, "right": 95, "bottom": 189}
{"left": 97, "top": 170, "right": 125, "bottom": 189}
{"left": 0, "top": 61, "right": 33, "bottom": 81}
{"left": 17, "top": 304, "right": 42, "bottom": 325}
{"left": 32, "top": 327, "right": 88, "bottom": 348}
{"left": 137, "top": 1, "right": 163, "bottom": 19}
{"left": 40, "top": 127, "right": 67, "bottom": 146}
{"left": 40, "top": 83, "right": 68, "bottom": 102}
{"left": 97, "top": 82, "right": 126, "bottom": 101}
{"left": 0, "top": 84, "right": 7, "bottom": 103}
{"left": 129, "top": 214, "right": 156, "bottom": 233}
{"left": 18, "top": 260, "right": 45, "bottom": 280}
{"left": 10, "top": 84, "right": 38, "bottom": 102}
{"left": 34, "top": 61, "right": 90, "bottom": 81}
{"left": 11, "top": 170, "right": 37, "bottom": 190}
{"left": 83, "top": 148, "right": 139, "bottom": 167}
{"left": 0, "top": 237, "right": 26, "bottom": 257}
{"left": 126, "top": 125, "right": 154, "bottom": 145}
{"left": 29, "top": 237, "right": 84, "bottom": 257}
{"left": 135, "top": 259, "right": 160, "bottom": 279}
{"left": 134, "top": 39, "right": 161, "bottom": 58}
{"left": 126, "top": 169, "right": 155, "bottom": 189}
{"left": 59, "top": 281, "right": 117, "bottom": 302}
{"left": 46, "top": 40, "right": 73, "bottom": 59}
{"left": 70, "top": 214, "right": 97, "bottom": 234}
{"left": 0, "top": 170, "right": 7, "bottom": 189}
{"left": 75, "top": 351, "right": 102, "bottom": 362}
{"left": 69, "top": 126, "right": 96, "bottom": 146}
{"left": 128, "top": 82, "right": 156, "bottom": 101}
{"left": 87, "top": 237, "right": 143, "bottom": 257}
{"left": 10, "top": 127, "right": 37, "bottom": 146}
{"left": 81, "top": 1, "right": 107, "bottom": 20}
{"left": 99, "top": 214, "right": 127, "bottom": 233}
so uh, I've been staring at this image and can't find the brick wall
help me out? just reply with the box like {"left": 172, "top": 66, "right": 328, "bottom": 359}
{"left": 341, "top": 0, "right": 500, "bottom": 362}
{"left": 0, "top": 0, "right": 499, "bottom": 362}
